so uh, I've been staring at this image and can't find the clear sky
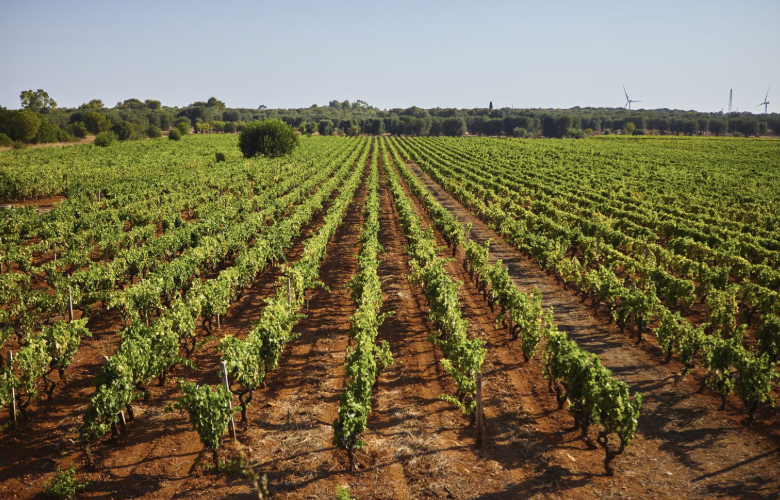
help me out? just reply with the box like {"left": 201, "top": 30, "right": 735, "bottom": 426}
{"left": 1, "top": 0, "right": 778, "bottom": 112}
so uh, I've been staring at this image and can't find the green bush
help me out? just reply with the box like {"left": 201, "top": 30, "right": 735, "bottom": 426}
{"left": 93, "top": 131, "right": 116, "bottom": 147}
{"left": 346, "top": 125, "right": 360, "bottom": 137}
{"left": 238, "top": 119, "right": 299, "bottom": 158}
{"left": 111, "top": 121, "right": 140, "bottom": 141}
{"left": 317, "top": 119, "right": 334, "bottom": 136}
{"left": 56, "top": 128, "right": 75, "bottom": 143}
{"left": 169, "top": 128, "right": 182, "bottom": 141}
{"left": 632, "top": 128, "right": 645, "bottom": 136}
{"left": 10, "top": 109, "right": 41, "bottom": 142}
{"left": 0, "top": 133, "right": 11, "bottom": 147}
{"left": 175, "top": 121, "right": 190, "bottom": 136}
{"left": 146, "top": 125, "right": 162, "bottom": 138}
{"left": 512, "top": 127, "right": 527, "bottom": 138}
{"left": 69, "top": 122, "right": 88, "bottom": 138}
{"left": 215, "top": 152, "right": 226, "bottom": 162}
{"left": 44, "top": 467, "right": 91, "bottom": 499}
{"left": 83, "top": 112, "right": 111, "bottom": 135}
{"left": 12, "top": 140, "right": 27, "bottom": 150}
{"left": 33, "top": 118, "right": 60, "bottom": 144}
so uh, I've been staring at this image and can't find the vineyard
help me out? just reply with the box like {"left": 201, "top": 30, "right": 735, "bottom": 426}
{"left": 0, "top": 134, "right": 779, "bottom": 499}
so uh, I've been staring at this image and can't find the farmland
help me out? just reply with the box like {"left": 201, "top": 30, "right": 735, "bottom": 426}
{"left": 1, "top": 134, "right": 779, "bottom": 499}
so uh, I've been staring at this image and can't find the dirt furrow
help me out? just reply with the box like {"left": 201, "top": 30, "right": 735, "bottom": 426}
{"left": 405, "top": 159, "right": 780, "bottom": 499}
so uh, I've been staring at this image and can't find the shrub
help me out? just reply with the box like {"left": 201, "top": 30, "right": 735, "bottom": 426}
{"left": 0, "top": 133, "right": 12, "bottom": 147}
{"left": 112, "top": 121, "right": 140, "bottom": 141}
{"left": 223, "top": 122, "right": 236, "bottom": 133}
{"left": 732, "top": 131, "right": 744, "bottom": 138}
{"left": 56, "top": 128, "right": 75, "bottom": 143}
{"left": 632, "top": 128, "right": 645, "bottom": 136}
{"left": 215, "top": 152, "right": 226, "bottom": 162}
{"left": 604, "top": 129, "right": 611, "bottom": 135}
{"left": 12, "top": 140, "right": 27, "bottom": 150}
{"left": 512, "top": 127, "right": 527, "bottom": 138}
{"left": 69, "top": 122, "right": 88, "bottom": 138}
{"left": 169, "top": 128, "right": 182, "bottom": 141}
{"left": 317, "top": 119, "right": 334, "bottom": 136}
{"left": 33, "top": 117, "right": 60, "bottom": 144}
{"left": 567, "top": 128, "right": 585, "bottom": 139}
{"left": 44, "top": 467, "right": 91, "bottom": 499}
{"left": 238, "top": 119, "right": 299, "bottom": 158}
{"left": 10, "top": 109, "right": 41, "bottom": 142}
{"left": 346, "top": 125, "right": 360, "bottom": 137}
{"left": 83, "top": 112, "right": 111, "bottom": 134}
{"left": 175, "top": 121, "right": 190, "bottom": 135}
{"left": 93, "top": 131, "right": 116, "bottom": 147}
{"left": 146, "top": 125, "right": 162, "bottom": 138}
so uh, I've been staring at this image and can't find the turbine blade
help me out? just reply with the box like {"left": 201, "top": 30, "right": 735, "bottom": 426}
{"left": 624, "top": 85, "right": 629, "bottom": 100}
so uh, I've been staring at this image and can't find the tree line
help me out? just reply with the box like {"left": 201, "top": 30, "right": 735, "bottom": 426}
{"left": 1, "top": 90, "right": 778, "bottom": 148}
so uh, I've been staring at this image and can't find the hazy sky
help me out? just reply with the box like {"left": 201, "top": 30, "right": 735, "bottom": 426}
{"left": 1, "top": 0, "right": 778, "bottom": 112}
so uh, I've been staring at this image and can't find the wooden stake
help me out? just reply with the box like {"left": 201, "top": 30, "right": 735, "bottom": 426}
{"left": 118, "top": 410, "right": 127, "bottom": 432}
{"left": 508, "top": 309, "right": 514, "bottom": 339}
{"left": 68, "top": 285, "right": 74, "bottom": 322}
{"left": 217, "top": 314, "right": 221, "bottom": 330}
{"left": 221, "top": 361, "right": 237, "bottom": 440}
{"left": 286, "top": 278, "right": 291, "bottom": 306}
{"left": 475, "top": 372, "right": 484, "bottom": 448}
{"left": 7, "top": 351, "right": 16, "bottom": 427}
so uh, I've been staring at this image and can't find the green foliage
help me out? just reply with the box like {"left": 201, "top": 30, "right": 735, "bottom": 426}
{"left": 93, "top": 131, "right": 116, "bottom": 147}
{"left": 11, "top": 140, "right": 27, "bottom": 149}
{"left": 238, "top": 119, "right": 299, "bottom": 158}
{"left": 336, "top": 486, "right": 357, "bottom": 500}
{"left": 83, "top": 112, "right": 111, "bottom": 135}
{"left": 318, "top": 119, "right": 334, "bottom": 136}
{"left": 170, "top": 381, "right": 235, "bottom": 463}
{"left": 624, "top": 122, "right": 636, "bottom": 135}
{"left": 69, "top": 122, "right": 88, "bottom": 138}
{"left": 146, "top": 125, "right": 162, "bottom": 138}
{"left": 512, "top": 127, "right": 527, "bottom": 138}
{"left": 10, "top": 109, "right": 41, "bottom": 142}
{"left": 168, "top": 128, "right": 182, "bottom": 141}
{"left": 175, "top": 121, "right": 191, "bottom": 135}
{"left": 33, "top": 117, "right": 61, "bottom": 144}
{"left": 215, "top": 152, "right": 226, "bottom": 162}
{"left": 756, "top": 314, "right": 780, "bottom": 361}
{"left": 20, "top": 89, "right": 57, "bottom": 113}
{"left": 0, "top": 132, "right": 11, "bottom": 147}
{"left": 346, "top": 125, "right": 360, "bottom": 137}
{"left": 44, "top": 467, "right": 91, "bottom": 499}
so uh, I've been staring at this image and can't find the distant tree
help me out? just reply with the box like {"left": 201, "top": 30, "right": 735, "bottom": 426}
{"left": 317, "top": 119, "right": 334, "bottom": 136}
{"left": 175, "top": 121, "right": 190, "bottom": 135}
{"left": 20, "top": 89, "right": 57, "bottom": 114}
{"left": 83, "top": 112, "right": 111, "bottom": 134}
{"left": 80, "top": 99, "right": 104, "bottom": 110}
{"left": 145, "top": 99, "right": 162, "bottom": 110}
{"left": 682, "top": 119, "right": 699, "bottom": 135}
{"left": 68, "top": 122, "right": 88, "bottom": 138}
{"left": 709, "top": 119, "right": 727, "bottom": 136}
{"left": 168, "top": 128, "right": 182, "bottom": 141}
{"left": 223, "top": 122, "right": 237, "bottom": 133}
{"left": 206, "top": 97, "right": 225, "bottom": 109}
{"left": 328, "top": 100, "right": 342, "bottom": 110}
{"left": 442, "top": 117, "right": 466, "bottom": 137}
{"left": 624, "top": 122, "right": 636, "bottom": 135}
{"left": 512, "top": 127, "right": 527, "bottom": 138}
{"left": 222, "top": 110, "right": 240, "bottom": 122}
{"left": 94, "top": 131, "right": 116, "bottom": 147}
{"left": 112, "top": 121, "right": 140, "bottom": 141}
{"left": 146, "top": 125, "right": 162, "bottom": 138}
{"left": 258, "top": 104, "right": 267, "bottom": 110}
{"left": 33, "top": 117, "right": 59, "bottom": 143}
{"left": 239, "top": 119, "right": 299, "bottom": 158}
{"left": 365, "top": 118, "right": 385, "bottom": 136}
{"left": 117, "top": 98, "right": 146, "bottom": 110}
{"left": 489, "top": 101, "right": 493, "bottom": 112}
{"left": 346, "top": 125, "right": 360, "bottom": 137}
{"left": 10, "top": 109, "right": 41, "bottom": 142}
{"left": 697, "top": 118, "right": 709, "bottom": 135}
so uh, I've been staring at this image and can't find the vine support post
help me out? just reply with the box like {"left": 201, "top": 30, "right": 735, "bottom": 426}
{"left": 287, "top": 278, "right": 291, "bottom": 306}
{"left": 475, "top": 371, "right": 484, "bottom": 448}
{"left": 68, "top": 285, "right": 74, "bottom": 322}
{"left": 508, "top": 309, "right": 514, "bottom": 339}
{"left": 220, "top": 361, "right": 237, "bottom": 441}
{"left": 7, "top": 351, "right": 16, "bottom": 427}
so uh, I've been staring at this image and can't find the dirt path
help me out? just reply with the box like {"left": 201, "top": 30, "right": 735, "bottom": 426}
{"left": 405, "top": 160, "right": 780, "bottom": 499}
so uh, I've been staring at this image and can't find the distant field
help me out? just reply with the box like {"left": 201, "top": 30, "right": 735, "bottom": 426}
{"left": 1, "top": 135, "right": 778, "bottom": 499}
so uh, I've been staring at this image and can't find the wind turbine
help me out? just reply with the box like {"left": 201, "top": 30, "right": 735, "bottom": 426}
{"left": 756, "top": 86, "right": 770, "bottom": 114}
{"left": 623, "top": 85, "right": 641, "bottom": 110}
